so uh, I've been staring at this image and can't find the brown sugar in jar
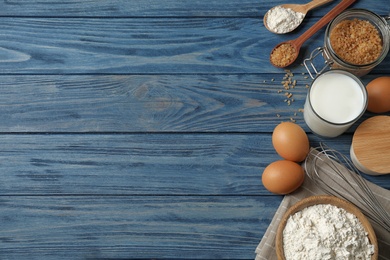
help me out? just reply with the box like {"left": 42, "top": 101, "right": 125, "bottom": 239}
{"left": 304, "top": 9, "right": 389, "bottom": 77}
{"left": 329, "top": 19, "right": 383, "bottom": 65}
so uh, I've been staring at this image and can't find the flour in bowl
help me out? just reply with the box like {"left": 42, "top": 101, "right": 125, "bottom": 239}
{"left": 283, "top": 204, "right": 374, "bottom": 260}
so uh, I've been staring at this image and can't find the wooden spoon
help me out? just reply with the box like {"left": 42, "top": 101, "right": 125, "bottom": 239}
{"left": 270, "top": 0, "right": 356, "bottom": 68}
{"left": 264, "top": 0, "right": 334, "bottom": 34}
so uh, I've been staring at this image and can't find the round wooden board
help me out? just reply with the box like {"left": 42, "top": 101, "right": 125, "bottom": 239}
{"left": 275, "top": 195, "right": 378, "bottom": 260}
{"left": 351, "top": 115, "right": 390, "bottom": 175}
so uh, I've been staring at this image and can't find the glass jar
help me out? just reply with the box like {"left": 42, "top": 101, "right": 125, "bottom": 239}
{"left": 304, "top": 9, "right": 390, "bottom": 78}
{"left": 303, "top": 70, "right": 367, "bottom": 138}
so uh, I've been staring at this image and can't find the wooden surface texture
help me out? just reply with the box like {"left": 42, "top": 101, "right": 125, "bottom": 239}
{"left": 0, "top": 0, "right": 389, "bottom": 259}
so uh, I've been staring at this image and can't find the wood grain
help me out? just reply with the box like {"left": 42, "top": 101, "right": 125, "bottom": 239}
{"left": 0, "top": 195, "right": 278, "bottom": 259}
{"left": 0, "top": 17, "right": 290, "bottom": 74}
{"left": 0, "top": 74, "right": 309, "bottom": 132}
{"left": 0, "top": 0, "right": 384, "bottom": 17}
{"left": 0, "top": 17, "right": 388, "bottom": 75}
{"left": 352, "top": 116, "right": 390, "bottom": 175}
{"left": 0, "top": 134, "right": 388, "bottom": 196}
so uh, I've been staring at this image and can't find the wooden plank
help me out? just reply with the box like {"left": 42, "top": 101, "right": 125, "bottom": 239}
{"left": 0, "top": 133, "right": 276, "bottom": 196}
{"left": 0, "top": 74, "right": 388, "bottom": 133}
{"left": 0, "top": 74, "right": 309, "bottom": 132}
{"left": 0, "top": 17, "right": 285, "bottom": 74}
{"left": 0, "top": 18, "right": 388, "bottom": 75}
{"left": 0, "top": 134, "right": 388, "bottom": 196}
{"left": 0, "top": 0, "right": 384, "bottom": 17}
{"left": 0, "top": 195, "right": 278, "bottom": 259}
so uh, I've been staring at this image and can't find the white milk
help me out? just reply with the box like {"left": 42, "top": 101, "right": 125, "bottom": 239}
{"left": 304, "top": 71, "right": 367, "bottom": 138}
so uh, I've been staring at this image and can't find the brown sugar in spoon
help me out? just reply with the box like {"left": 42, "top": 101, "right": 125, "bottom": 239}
{"left": 270, "top": 0, "right": 356, "bottom": 68}
{"left": 264, "top": 0, "right": 334, "bottom": 34}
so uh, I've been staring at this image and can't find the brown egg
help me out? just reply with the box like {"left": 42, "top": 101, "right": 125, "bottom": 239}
{"left": 366, "top": 76, "right": 390, "bottom": 113}
{"left": 262, "top": 160, "right": 305, "bottom": 195}
{"left": 272, "top": 122, "right": 309, "bottom": 162}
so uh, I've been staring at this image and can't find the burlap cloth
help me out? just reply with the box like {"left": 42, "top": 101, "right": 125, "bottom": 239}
{"left": 255, "top": 148, "right": 390, "bottom": 260}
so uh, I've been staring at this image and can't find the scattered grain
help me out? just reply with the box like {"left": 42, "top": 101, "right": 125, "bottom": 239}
{"left": 274, "top": 69, "right": 306, "bottom": 121}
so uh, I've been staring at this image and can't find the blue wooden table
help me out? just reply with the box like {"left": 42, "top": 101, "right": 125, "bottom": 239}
{"left": 0, "top": 1, "right": 389, "bottom": 259}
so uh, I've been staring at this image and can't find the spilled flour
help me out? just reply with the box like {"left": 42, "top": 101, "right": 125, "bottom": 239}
{"left": 283, "top": 204, "right": 374, "bottom": 260}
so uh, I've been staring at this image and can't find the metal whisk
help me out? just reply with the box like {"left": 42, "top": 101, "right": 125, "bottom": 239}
{"left": 304, "top": 143, "right": 390, "bottom": 233}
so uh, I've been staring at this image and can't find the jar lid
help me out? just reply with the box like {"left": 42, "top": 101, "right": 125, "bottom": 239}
{"left": 351, "top": 116, "right": 390, "bottom": 175}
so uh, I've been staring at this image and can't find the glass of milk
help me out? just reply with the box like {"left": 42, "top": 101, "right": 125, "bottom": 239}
{"left": 304, "top": 70, "right": 367, "bottom": 138}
